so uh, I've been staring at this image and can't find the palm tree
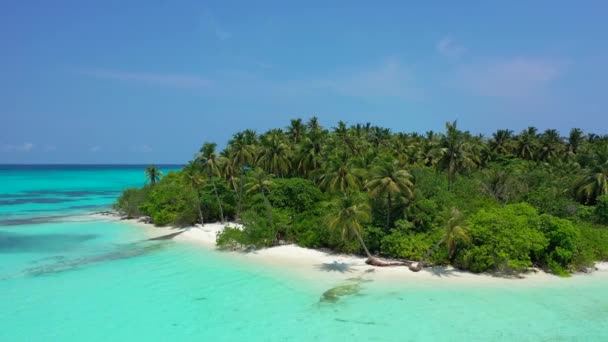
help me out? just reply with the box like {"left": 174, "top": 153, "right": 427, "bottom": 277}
{"left": 196, "top": 142, "right": 225, "bottom": 223}
{"left": 257, "top": 130, "right": 291, "bottom": 177}
{"left": 365, "top": 159, "right": 415, "bottom": 229}
{"left": 489, "top": 129, "right": 514, "bottom": 156}
{"left": 306, "top": 116, "right": 322, "bottom": 132}
{"left": 227, "top": 132, "right": 254, "bottom": 218}
{"left": 437, "top": 121, "right": 478, "bottom": 190}
{"left": 297, "top": 132, "right": 324, "bottom": 179}
{"left": 480, "top": 169, "right": 516, "bottom": 204}
{"left": 538, "top": 129, "right": 564, "bottom": 162}
{"left": 575, "top": 160, "right": 608, "bottom": 204}
{"left": 514, "top": 127, "right": 538, "bottom": 160}
{"left": 368, "top": 126, "right": 391, "bottom": 150}
{"left": 326, "top": 193, "right": 373, "bottom": 260}
{"left": 286, "top": 118, "right": 307, "bottom": 144}
{"left": 182, "top": 163, "right": 205, "bottom": 225}
{"left": 411, "top": 208, "right": 470, "bottom": 271}
{"left": 144, "top": 165, "right": 162, "bottom": 185}
{"left": 319, "top": 153, "right": 361, "bottom": 193}
{"left": 568, "top": 128, "right": 585, "bottom": 154}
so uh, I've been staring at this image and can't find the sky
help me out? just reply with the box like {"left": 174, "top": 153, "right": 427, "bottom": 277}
{"left": 2, "top": 1, "right": 608, "bottom": 164}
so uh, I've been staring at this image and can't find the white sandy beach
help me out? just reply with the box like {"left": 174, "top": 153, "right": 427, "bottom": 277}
{"left": 119, "top": 217, "right": 608, "bottom": 287}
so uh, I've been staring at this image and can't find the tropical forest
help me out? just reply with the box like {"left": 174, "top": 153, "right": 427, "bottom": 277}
{"left": 115, "top": 118, "right": 608, "bottom": 276}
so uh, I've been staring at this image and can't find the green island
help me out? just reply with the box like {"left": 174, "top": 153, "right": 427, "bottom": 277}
{"left": 115, "top": 118, "right": 608, "bottom": 276}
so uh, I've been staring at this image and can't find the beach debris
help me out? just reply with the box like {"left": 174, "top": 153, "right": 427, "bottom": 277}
{"left": 138, "top": 216, "right": 153, "bottom": 224}
{"left": 366, "top": 256, "right": 412, "bottom": 267}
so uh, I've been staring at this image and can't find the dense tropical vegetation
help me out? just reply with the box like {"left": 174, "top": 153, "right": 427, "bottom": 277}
{"left": 115, "top": 118, "right": 608, "bottom": 276}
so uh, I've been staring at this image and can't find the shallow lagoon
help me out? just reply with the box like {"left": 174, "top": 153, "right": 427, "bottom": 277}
{"left": 1, "top": 166, "right": 607, "bottom": 341}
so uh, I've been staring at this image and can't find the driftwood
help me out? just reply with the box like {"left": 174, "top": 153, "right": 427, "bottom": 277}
{"left": 365, "top": 257, "right": 415, "bottom": 267}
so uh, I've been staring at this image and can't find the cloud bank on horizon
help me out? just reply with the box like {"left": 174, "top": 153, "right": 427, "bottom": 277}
{"left": 1, "top": 1, "right": 607, "bottom": 163}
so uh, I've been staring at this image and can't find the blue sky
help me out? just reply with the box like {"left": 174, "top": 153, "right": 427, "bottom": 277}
{"left": 2, "top": 1, "right": 607, "bottom": 164}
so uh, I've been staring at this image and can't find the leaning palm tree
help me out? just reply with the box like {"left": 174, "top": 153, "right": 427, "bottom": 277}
{"left": 575, "top": 160, "right": 608, "bottom": 204}
{"left": 326, "top": 193, "right": 374, "bottom": 261}
{"left": 365, "top": 159, "right": 415, "bottom": 229}
{"left": 196, "top": 142, "right": 224, "bottom": 223}
{"left": 410, "top": 208, "right": 470, "bottom": 272}
{"left": 144, "top": 165, "right": 162, "bottom": 185}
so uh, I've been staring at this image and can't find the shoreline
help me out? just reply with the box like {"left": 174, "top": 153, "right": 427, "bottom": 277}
{"left": 98, "top": 213, "right": 608, "bottom": 287}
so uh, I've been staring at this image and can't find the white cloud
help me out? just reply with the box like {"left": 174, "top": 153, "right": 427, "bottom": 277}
{"left": 437, "top": 37, "right": 466, "bottom": 58}
{"left": 447, "top": 58, "right": 563, "bottom": 98}
{"left": 78, "top": 69, "right": 212, "bottom": 88}
{"left": 284, "top": 58, "right": 424, "bottom": 100}
{"left": 89, "top": 146, "right": 101, "bottom": 152}
{"left": 1, "top": 142, "right": 34, "bottom": 152}
{"left": 130, "top": 145, "right": 153, "bottom": 153}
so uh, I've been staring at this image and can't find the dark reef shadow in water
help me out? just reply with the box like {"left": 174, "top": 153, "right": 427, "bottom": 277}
{"left": 20, "top": 242, "right": 166, "bottom": 277}
{"left": 0, "top": 231, "right": 98, "bottom": 253}
{"left": 1, "top": 231, "right": 185, "bottom": 280}
{"left": 1, "top": 242, "right": 168, "bottom": 280}
{"left": 0, "top": 190, "right": 120, "bottom": 199}
{"left": 0, "top": 198, "right": 76, "bottom": 205}
{"left": 0, "top": 213, "right": 106, "bottom": 227}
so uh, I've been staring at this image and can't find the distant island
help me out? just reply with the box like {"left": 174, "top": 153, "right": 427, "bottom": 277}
{"left": 114, "top": 118, "right": 608, "bottom": 276}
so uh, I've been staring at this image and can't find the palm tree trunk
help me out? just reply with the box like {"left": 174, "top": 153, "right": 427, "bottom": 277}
{"left": 237, "top": 167, "right": 244, "bottom": 221}
{"left": 211, "top": 180, "right": 225, "bottom": 223}
{"left": 411, "top": 236, "right": 446, "bottom": 272}
{"left": 352, "top": 227, "right": 372, "bottom": 259}
{"left": 261, "top": 191, "right": 273, "bottom": 224}
{"left": 386, "top": 192, "right": 392, "bottom": 229}
{"left": 196, "top": 192, "right": 204, "bottom": 226}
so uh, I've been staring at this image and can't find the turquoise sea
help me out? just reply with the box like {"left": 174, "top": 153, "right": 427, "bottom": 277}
{"left": 1, "top": 165, "right": 607, "bottom": 341}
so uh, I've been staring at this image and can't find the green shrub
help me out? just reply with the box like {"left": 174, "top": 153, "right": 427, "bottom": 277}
{"left": 113, "top": 186, "right": 151, "bottom": 218}
{"left": 216, "top": 226, "right": 247, "bottom": 250}
{"left": 268, "top": 178, "right": 324, "bottom": 213}
{"left": 595, "top": 195, "right": 608, "bottom": 224}
{"left": 460, "top": 203, "right": 548, "bottom": 273}
{"left": 538, "top": 214, "right": 579, "bottom": 274}
{"left": 380, "top": 221, "right": 432, "bottom": 260}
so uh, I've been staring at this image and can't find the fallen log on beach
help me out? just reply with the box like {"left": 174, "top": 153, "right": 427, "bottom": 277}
{"left": 365, "top": 257, "right": 415, "bottom": 267}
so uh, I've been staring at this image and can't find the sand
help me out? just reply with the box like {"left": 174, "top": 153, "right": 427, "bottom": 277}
{"left": 121, "top": 218, "right": 608, "bottom": 287}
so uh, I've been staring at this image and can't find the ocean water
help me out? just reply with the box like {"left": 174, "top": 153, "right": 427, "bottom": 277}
{"left": 1, "top": 165, "right": 607, "bottom": 341}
